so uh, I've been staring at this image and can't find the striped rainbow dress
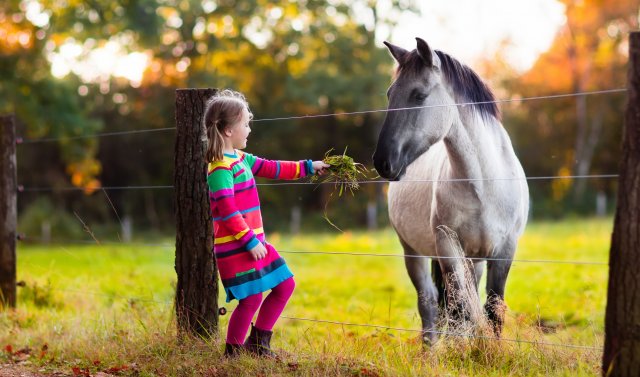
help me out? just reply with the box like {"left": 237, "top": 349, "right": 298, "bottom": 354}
{"left": 207, "top": 150, "right": 313, "bottom": 302}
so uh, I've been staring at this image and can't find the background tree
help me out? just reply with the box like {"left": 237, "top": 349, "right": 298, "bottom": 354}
{"left": 4, "top": 0, "right": 418, "bottom": 235}
{"left": 1, "top": 1, "right": 102, "bottom": 190}
{"left": 502, "top": 0, "right": 637, "bottom": 215}
{"left": 5, "top": 0, "right": 638, "bottom": 234}
{"left": 602, "top": 30, "right": 640, "bottom": 377}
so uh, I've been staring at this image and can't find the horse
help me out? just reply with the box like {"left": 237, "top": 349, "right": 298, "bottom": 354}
{"left": 372, "top": 38, "right": 529, "bottom": 344}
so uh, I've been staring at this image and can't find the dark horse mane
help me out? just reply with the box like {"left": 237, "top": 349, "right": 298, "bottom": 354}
{"left": 397, "top": 49, "right": 500, "bottom": 120}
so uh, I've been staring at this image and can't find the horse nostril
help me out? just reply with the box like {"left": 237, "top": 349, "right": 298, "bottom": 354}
{"left": 380, "top": 161, "right": 391, "bottom": 176}
{"left": 373, "top": 153, "right": 392, "bottom": 178}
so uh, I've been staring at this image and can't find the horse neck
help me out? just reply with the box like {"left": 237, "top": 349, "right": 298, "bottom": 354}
{"left": 443, "top": 108, "right": 499, "bottom": 180}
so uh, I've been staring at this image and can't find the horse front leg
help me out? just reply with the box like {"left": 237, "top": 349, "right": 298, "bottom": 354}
{"left": 484, "top": 237, "right": 516, "bottom": 336}
{"left": 400, "top": 238, "right": 439, "bottom": 346}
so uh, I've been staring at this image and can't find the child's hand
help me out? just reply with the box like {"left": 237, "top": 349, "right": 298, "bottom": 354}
{"left": 248, "top": 243, "right": 268, "bottom": 260}
{"left": 313, "top": 161, "right": 330, "bottom": 175}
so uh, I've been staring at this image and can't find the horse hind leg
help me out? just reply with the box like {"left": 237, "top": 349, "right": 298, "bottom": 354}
{"left": 473, "top": 261, "right": 485, "bottom": 293}
{"left": 400, "top": 238, "right": 439, "bottom": 346}
{"left": 431, "top": 259, "right": 446, "bottom": 310}
{"left": 431, "top": 259, "right": 480, "bottom": 314}
{"left": 484, "top": 238, "right": 516, "bottom": 336}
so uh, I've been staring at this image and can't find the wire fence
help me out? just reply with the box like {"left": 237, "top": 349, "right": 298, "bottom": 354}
{"left": 46, "top": 287, "right": 602, "bottom": 352}
{"left": 15, "top": 233, "right": 610, "bottom": 353}
{"left": 16, "top": 88, "right": 627, "bottom": 144}
{"left": 10, "top": 87, "right": 619, "bottom": 355}
{"left": 15, "top": 173, "right": 620, "bottom": 192}
{"left": 16, "top": 236, "right": 608, "bottom": 267}
{"left": 18, "top": 127, "right": 176, "bottom": 144}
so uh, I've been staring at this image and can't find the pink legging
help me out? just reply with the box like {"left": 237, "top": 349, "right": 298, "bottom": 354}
{"left": 226, "top": 277, "right": 296, "bottom": 345}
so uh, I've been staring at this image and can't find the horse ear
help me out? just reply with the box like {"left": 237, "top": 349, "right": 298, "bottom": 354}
{"left": 416, "top": 37, "right": 438, "bottom": 68}
{"left": 383, "top": 41, "right": 408, "bottom": 63}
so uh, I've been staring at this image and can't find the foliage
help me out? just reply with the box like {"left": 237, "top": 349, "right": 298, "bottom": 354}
{"left": 0, "top": 2, "right": 103, "bottom": 188}
{"left": 17, "top": 197, "right": 86, "bottom": 240}
{"left": 3, "top": 218, "right": 611, "bottom": 375}
{"left": 4, "top": 0, "right": 638, "bottom": 230}
{"left": 4, "top": 0, "right": 420, "bottom": 230}
{"left": 500, "top": 0, "right": 637, "bottom": 210}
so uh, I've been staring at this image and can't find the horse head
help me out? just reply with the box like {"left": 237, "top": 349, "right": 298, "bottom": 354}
{"left": 373, "top": 38, "right": 458, "bottom": 180}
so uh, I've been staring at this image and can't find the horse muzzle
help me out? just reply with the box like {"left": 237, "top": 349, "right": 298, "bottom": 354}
{"left": 373, "top": 153, "right": 405, "bottom": 181}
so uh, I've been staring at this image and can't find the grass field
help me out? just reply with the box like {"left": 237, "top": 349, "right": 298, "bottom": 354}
{"left": 1, "top": 217, "right": 611, "bottom": 376}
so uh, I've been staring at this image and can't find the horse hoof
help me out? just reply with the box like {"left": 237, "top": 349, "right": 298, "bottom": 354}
{"left": 422, "top": 333, "right": 438, "bottom": 347}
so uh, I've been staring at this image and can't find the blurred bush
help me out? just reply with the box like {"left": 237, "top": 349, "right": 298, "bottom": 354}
{"left": 18, "top": 197, "right": 85, "bottom": 241}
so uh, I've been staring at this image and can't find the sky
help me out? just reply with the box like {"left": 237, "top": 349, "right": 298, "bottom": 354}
{"left": 386, "top": 0, "right": 567, "bottom": 72}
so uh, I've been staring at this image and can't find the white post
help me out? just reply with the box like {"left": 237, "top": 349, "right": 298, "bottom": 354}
{"left": 366, "top": 201, "right": 377, "bottom": 230}
{"left": 290, "top": 206, "right": 301, "bottom": 234}
{"left": 122, "top": 216, "right": 132, "bottom": 242}
{"left": 41, "top": 221, "right": 51, "bottom": 244}
{"left": 596, "top": 191, "right": 607, "bottom": 217}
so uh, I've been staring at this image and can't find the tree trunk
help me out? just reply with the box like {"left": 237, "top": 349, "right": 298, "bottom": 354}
{"left": 602, "top": 32, "right": 640, "bottom": 376}
{"left": 0, "top": 115, "right": 17, "bottom": 309}
{"left": 566, "top": 17, "right": 597, "bottom": 203}
{"left": 574, "top": 103, "right": 604, "bottom": 201}
{"left": 174, "top": 88, "right": 218, "bottom": 338}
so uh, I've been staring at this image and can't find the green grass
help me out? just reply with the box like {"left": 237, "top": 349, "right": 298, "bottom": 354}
{"left": 1, "top": 217, "right": 611, "bottom": 376}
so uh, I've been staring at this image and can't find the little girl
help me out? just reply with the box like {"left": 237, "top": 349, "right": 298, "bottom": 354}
{"left": 203, "top": 90, "right": 329, "bottom": 357}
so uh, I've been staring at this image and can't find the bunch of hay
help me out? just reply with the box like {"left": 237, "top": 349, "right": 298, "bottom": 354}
{"left": 311, "top": 147, "right": 369, "bottom": 196}
{"left": 311, "top": 148, "right": 369, "bottom": 231}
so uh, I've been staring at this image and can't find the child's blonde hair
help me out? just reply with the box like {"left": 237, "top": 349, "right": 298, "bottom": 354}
{"left": 203, "top": 89, "right": 253, "bottom": 162}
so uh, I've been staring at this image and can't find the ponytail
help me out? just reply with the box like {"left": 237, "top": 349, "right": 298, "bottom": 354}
{"left": 206, "top": 120, "right": 226, "bottom": 162}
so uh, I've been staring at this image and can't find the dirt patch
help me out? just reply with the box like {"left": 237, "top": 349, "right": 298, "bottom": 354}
{"left": 0, "top": 365, "right": 45, "bottom": 377}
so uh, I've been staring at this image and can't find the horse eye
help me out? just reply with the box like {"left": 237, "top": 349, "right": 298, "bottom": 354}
{"left": 413, "top": 92, "right": 428, "bottom": 102}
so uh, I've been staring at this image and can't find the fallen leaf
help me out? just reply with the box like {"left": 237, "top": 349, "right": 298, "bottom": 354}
{"left": 39, "top": 344, "right": 49, "bottom": 359}
{"left": 358, "top": 367, "right": 381, "bottom": 377}
{"left": 104, "top": 365, "right": 129, "bottom": 374}
{"left": 16, "top": 347, "right": 32, "bottom": 355}
{"left": 14, "top": 352, "right": 30, "bottom": 362}
{"left": 72, "top": 367, "right": 90, "bottom": 377}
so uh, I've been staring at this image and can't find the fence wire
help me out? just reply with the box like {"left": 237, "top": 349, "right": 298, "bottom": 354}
{"left": 18, "top": 184, "right": 174, "bottom": 192}
{"left": 252, "top": 88, "right": 627, "bottom": 122}
{"left": 16, "top": 173, "right": 620, "bottom": 192}
{"left": 40, "top": 287, "right": 602, "bottom": 352}
{"left": 17, "top": 236, "right": 608, "bottom": 266}
{"left": 18, "top": 127, "right": 175, "bottom": 144}
{"left": 17, "top": 88, "right": 627, "bottom": 144}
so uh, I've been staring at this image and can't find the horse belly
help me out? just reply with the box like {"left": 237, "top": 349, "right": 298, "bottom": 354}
{"left": 434, "top": 177, "right": 528, "bottom": 258}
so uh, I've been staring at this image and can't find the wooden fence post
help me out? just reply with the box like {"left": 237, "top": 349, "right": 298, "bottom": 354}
{"left": 174, "top": 88, "right": 218, "bottom": 338}
{"left": 602, "top": 31, "right": 640, "bottom": 376}
{"left": 0, "top": 115, "right": 17, "bottom": 309}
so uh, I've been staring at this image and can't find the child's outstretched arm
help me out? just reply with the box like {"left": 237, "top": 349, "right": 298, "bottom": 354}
{"left": 242, "top": 152, "right": 328, "bottom": 180}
